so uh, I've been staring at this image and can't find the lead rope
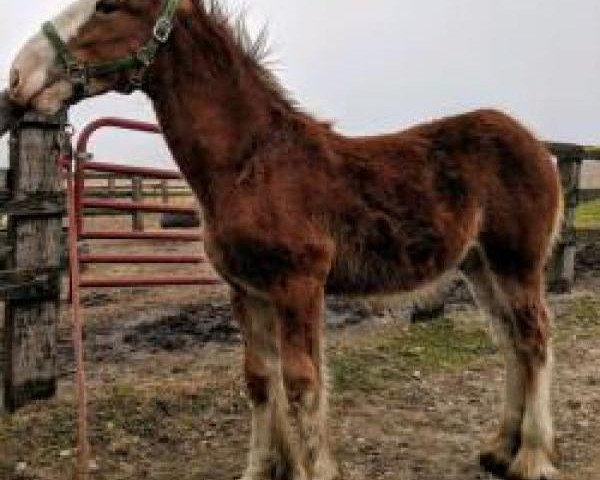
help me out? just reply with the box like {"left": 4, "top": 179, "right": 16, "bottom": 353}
{"left": 62, "top": 131, "right": 90, "bottom": 480}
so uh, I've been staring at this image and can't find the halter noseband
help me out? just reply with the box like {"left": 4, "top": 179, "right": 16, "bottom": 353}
{"left": 42, "top": 0, "right": 182, "bottom": 98}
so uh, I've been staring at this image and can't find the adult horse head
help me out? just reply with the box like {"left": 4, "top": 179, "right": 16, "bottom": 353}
{"left": 8, "top": 2, "right": 562, "bottom": 480}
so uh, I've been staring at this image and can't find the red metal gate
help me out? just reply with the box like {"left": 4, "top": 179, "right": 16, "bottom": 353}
{"left": 71, "top": 117, "right": 220, "bottom": 287}
{"left": 60, "top": 117, "right": 222, "bottom": 479}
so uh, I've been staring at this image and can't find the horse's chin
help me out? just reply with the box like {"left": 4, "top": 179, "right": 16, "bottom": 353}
{"left": 30, "top": 80, "right": 73, "bottom": 115}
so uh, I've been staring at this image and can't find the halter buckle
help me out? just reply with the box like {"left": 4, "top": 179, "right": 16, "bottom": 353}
{"left": 153, "top": 17, "right": 173, "bottom": 43}
{"left": 66, "top": 63, "right": 88, "bottom": 86}
{"left": 123, "top": 71, "right": 144, "bottom": 94}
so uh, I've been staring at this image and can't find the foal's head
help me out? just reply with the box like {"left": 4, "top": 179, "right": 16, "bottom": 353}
{"left": 9, "top": 0, "right": 189, "bottom": 114}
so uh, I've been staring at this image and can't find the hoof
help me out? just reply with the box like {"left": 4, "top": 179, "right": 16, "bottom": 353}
{"left": 241, "top": 462, "right": 307, "bottom": 480}
{"left": 507, "top": 447, "right": 558, "bottom": 480}
{"left": 480, "top": 428, "right": 521, "bottom": 478}
{"left": 480, "top": 450, "right": 510, "bottom": 478}
{"left": 480, "top": 436, "right": 518, "bottom": 478}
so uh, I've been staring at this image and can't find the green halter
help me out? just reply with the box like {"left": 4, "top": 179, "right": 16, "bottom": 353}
{"left": 42, "top": 0, "right": 182, "bottom": 98}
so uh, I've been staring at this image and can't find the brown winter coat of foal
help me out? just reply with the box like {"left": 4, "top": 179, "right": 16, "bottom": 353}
{"left": 8, "top": 1, "right": 562, "bottom": 479}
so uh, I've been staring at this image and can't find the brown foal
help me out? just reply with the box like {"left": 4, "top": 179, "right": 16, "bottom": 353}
{"left": 9, "top": 1, "right": 562, "bottom": 479}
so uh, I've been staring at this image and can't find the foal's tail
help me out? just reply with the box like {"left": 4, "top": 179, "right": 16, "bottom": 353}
{"left": 546, "top": 153, "right": 565, "bottom": 261}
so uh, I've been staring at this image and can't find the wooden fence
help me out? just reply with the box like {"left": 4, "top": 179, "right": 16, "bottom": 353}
{"left": 0, "top": 117, "right": 599, "bottom": 413}
{"left": 546, "top": 143, "right": 600, "bottom": 292}
{"left": 81, "top": 173, "right": 195, "bottom": 231}
{"left": 83, "top": 173, "right": 192, "bottom": 200}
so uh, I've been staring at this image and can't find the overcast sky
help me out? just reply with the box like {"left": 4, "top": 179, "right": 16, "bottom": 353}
{"left": 1, "top": 1, "right": 600, "bottom": 168}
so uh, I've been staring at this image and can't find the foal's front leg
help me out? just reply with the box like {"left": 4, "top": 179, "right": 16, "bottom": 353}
{"left": 233, "top": 291, "right": 306, "bottom": 480}
{"left": 275, "top": 279, "right": 338, "bottom": 480}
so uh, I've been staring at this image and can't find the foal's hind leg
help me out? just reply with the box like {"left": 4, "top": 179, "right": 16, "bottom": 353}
{"left": 497, "top": 279, "right": 557, "bottom": 480}
{"left": 232, "top": 291, "right": 305, "bottom": 480}
{"left": 461, "top": 250, "right": 525, "bottom": 476}
{"left": 463, "top": 247, "right": 557, "bottom": 480}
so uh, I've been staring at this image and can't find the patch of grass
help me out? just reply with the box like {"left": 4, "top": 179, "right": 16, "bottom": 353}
{"left": 555, "top": 295, "right": 600, "bottom": 340}
{"left": 0, "top": 398, "right": 76, "bottom": 476}
{"left": 330, "top": 295, "right": 600, "bottom": 394}
{"left": 576, "top": 198, "right": 600, "bottom": 229}
{"left": 0, "top": 382, "right": 216, "bottom": 477}
{"left": 92, "top": 383, "right": 215, "bottom": 441}
{"left": 330, "top": 314, "right": 496, "bottom": 393}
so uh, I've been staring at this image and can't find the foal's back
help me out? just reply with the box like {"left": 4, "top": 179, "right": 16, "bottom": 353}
{"left": 323, "top": 109, "right": 560, "bottom": 295}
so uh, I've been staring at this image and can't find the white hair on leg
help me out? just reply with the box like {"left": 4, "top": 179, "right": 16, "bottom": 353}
{"left": 295, "top": 339, "right": 338, "bottom": 480}
{"left": 241, "top": 298, "right": 306, "bottom": 480}
{"left": 503, "top": 346, "right": 526, "bottom": 439}
{"left": 245, "top": 361, "right": 304, "bottom": 480}
{"left": 480, "top": 344, "right": 526, "bottom": 469}
{"left": 522, "top": 348, "right": 554, "bottom": 450}
{"left": 481, "top": 321, "right": 527, "bottom": 468}
{"left": 509, "top": 346, "right": 557, "bottom": 480}
{"left": 459, "top": 248, "right": 525, "bottom": 470}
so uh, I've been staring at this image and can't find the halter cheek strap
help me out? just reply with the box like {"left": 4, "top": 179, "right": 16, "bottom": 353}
{"left": 42, "top": 0, "right": 182, "bottom": 99}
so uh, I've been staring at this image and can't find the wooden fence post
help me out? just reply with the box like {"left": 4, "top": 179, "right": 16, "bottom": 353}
{"left": 548, "top": 149, "right": 583, "bottom": 293}
{"left": 132, "top": 176, "right": 144, "bottom": 232}
{"left": 0, "top": 111, "right": 65, "bottom": 412}
{"left": 107, "top": 174, "right": 116, "bottom": 197}
{"left": 161, "top": 179, "right": 169, "bottom": 204}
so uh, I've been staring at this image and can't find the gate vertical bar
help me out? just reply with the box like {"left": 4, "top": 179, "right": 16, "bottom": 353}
{"left": 74, "top": 151, "right": 87, "bottom": 236}
{"left": 67, "top": 154, "right": 90, "bottom": 480}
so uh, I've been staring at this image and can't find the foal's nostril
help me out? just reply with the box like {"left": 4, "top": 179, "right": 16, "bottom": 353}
{"left": 9, "top": 69, "right": 20, "bottom": 92}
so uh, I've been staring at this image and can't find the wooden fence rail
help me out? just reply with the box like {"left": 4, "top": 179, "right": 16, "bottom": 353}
{"left": 68, "top": 173, "right": 193, "bottom": 229}
{"left": 82, "top": 173, "right": 193, "bottom": 200}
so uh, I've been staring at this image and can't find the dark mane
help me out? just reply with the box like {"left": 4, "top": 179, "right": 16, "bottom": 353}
{"left": 197, "top": 0, "right": 298, "bottom": 110}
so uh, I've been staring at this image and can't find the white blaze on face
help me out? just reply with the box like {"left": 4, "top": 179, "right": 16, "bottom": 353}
{"left": 9, "top": 0, "right": 97, "bottom": 113}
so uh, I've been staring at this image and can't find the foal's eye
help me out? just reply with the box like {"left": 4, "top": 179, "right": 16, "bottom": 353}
{"left": 96, "top": 0, "right": 120, "bottom": 14}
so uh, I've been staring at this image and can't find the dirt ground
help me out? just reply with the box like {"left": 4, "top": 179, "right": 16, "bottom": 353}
{"left": 1, "top": 214, "right": 600, "bottom": 480}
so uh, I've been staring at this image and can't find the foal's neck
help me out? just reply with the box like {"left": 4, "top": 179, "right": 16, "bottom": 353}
{"left": 144, "top": 8, "right": 294, "bottom": 211}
